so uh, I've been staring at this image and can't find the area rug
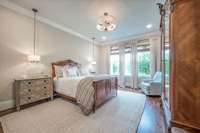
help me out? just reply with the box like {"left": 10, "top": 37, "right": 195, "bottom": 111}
{"left": 0, "top": 91, "right": 146, "bottom": 133}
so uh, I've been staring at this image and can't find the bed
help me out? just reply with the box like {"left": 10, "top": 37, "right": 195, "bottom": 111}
{"left": 52, "top": 60, "right": 118, "bottom": 115}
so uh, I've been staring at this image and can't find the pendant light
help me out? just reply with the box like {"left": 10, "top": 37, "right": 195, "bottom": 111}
{"left": 91, "top": 37, "right": 96, "bottom": 65}
{"left": 28, "top": 8, "right": 40, "bottom": 63}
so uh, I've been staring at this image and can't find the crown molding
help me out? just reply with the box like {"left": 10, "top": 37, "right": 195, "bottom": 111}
{"left": 0, "top": 0, "right": 92, "bottom": 42}
{"left": 100, "top": 31, "right": 160, "bottom": 45}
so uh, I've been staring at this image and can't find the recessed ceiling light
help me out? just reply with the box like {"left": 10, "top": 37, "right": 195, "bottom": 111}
{"left": 102, "top": 36, "right": 107, "bottom": 40}
{"left": 146, "top": 24, "right": 153, "bottom": 29}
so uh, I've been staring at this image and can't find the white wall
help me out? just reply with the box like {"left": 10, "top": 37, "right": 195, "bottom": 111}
{"left": 0, "top": 6, "right": 100, "bottom": 110}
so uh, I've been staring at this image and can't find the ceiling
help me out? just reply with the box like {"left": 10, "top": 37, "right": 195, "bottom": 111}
{"left": 7, "top": 0, "right": 163, "bottom": 44}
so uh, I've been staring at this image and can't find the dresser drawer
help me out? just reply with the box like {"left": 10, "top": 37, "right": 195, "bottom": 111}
{"left": 19, "top": 87, "right": 33, "bottom": 95}
{"left": 20, "top": 95, "right": 36, "bottom": 105}
{"left": 20, "top": 91, "right": 52, "bottom": 105}
{"left": 19, "top": 78, "right": 51, "bottom": 88}
{"left": 34, "top": 78, "right": 51, "bottom": 86}
{"left": 20, "top": 84, "right": 52, "bottom": 95}
{"left": 20, "top": 80, "right": 35, "bottom": 88}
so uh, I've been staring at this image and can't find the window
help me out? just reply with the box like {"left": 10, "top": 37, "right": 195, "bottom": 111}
{"left": 124, "top": 46, "right": 132, "bottom": 76}
{"left": 110, "top": 46, "right": 120, "bottom": 75}
{"left": 137, "top": 44, "right": 151, "bottom": 77}
{"left": 164, "top": 44, "right": 170, "bottom": 85}
{"left": 164, "top": 46, "right": 170, "bottom": 76}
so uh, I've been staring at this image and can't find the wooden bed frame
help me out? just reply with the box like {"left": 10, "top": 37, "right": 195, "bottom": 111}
{"left": 52, "top": 59, "right": 118, "bottom": 112}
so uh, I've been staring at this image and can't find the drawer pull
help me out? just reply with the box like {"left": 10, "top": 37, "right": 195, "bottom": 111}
{"left": 28, "top": 89, "right": 31, "bottom": 92}
{"left": 44, "top": 80, "right": 47, "bottom": 83}
{"left": 44, "top": 93, "right": 47, "bottom": 95}
{"left": 28, "top": 82, "right": 32, "bottom": 85}
{"left": 44, "top": 86, "right": 47, "bottom": 89}
{"left": 28, "top": 97, "right": 31, "bottom": 100}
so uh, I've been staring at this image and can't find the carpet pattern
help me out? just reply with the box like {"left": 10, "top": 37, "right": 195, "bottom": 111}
{"left": 0, "top": 91, "right": 146, "bottom": 133}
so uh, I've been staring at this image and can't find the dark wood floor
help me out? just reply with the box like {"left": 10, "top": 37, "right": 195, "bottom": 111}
{"left": 0, "top": 122, "right": 3, "bottom": 133}
{"left": 0, "top": 89, "right": 166, "bottom": 133}
{"left": 137, "top": 96, "right": 167, "bottom": 133}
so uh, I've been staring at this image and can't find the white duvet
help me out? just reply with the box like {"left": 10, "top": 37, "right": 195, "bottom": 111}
{"left": 54, "top": 74, "right": 114, "bottom": 98}
{"left": 54, "top": 76, "right": 86, "bottom": 97}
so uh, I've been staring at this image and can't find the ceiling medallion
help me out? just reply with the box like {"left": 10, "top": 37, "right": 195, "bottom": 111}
{"left": 96, "top": 12, "right": 116, "bottom": 32}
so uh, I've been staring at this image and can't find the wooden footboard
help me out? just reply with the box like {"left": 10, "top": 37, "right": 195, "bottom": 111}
{"left": 93, "top": 77, "right": 118, "bottom": 112}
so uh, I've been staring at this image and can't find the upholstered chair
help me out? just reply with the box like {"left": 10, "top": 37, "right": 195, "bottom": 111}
{"left": 139, "top": 72, "right": 162, "bottom": 96}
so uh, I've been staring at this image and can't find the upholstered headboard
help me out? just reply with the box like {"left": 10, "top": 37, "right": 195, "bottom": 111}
{"left": 51, "top": 59, "right": 81, "bottom": 78}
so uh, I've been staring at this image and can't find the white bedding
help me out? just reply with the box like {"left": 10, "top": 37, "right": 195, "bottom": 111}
{"left": 54, "top": 74, "right": 114, "bottom": 98}
{"left": 54, "top": 76, "right": 86, "bottom": 97}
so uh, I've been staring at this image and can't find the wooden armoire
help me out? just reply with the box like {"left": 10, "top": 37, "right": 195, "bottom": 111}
{"left": 160, "top": 0, "right": 200, "bottom": 132}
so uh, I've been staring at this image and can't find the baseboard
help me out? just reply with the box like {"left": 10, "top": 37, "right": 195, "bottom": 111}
{"left": 0, "top": 100, "right": 14, "bottom": 111}
{"left": 0, "top": 98, "right": 51, "bottom": 117}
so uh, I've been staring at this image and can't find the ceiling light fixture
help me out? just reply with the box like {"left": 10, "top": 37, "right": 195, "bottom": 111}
{"left": 28, "top": 8, "right": 40, "bottom": 63}
{"left": 96, "top": 12, "right": 116, "bottom": 32}
{"left": 146, "top": 24, "right": 153, "bottom": 29}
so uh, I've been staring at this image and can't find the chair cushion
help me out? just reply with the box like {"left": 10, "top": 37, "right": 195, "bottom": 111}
{"left": 139, "top": 82, "right": 150, "bottom": 90}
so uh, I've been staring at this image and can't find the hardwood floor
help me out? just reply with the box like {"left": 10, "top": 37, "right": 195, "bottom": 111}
{"left": 120, "top": 88, "right": 167, "bottom": 133}
{"left": 0, "top": 122, "right": 3, "bottom": 133}
{"left": 137, "top": 96, "right": 167, "bottom": 133}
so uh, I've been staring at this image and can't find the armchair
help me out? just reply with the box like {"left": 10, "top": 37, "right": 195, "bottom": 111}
{"left": 139, "top": 72, "right": 162, "bottom": 96}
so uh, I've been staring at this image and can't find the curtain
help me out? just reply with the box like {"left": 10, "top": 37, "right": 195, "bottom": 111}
{"left": 119, "top": 45, "right": 125, "bottom": 87}
{"left": 150, "top": 37, "right": 161, "bottom": 76}
{"left": 132, "top": 41, "right": 138, "bottom": 88}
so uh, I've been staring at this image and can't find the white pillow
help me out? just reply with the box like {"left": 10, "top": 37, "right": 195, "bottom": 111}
{"left": 55, "top": 66, "right": 65, "bottom": 78}
{"left": 66, "top": 67, "right": 79, "bottom": 77}
{"left": 79, "top": 67, "right": 90, "bottom": 76}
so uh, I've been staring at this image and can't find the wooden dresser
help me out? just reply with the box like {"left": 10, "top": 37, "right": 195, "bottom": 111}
{"left": 14, "top": 77, "right": 53, "bottom": 111}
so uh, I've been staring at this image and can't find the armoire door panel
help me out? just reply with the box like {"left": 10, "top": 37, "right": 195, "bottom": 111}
{"left": 170, "top": 0, "right": 200, "bottom": 130}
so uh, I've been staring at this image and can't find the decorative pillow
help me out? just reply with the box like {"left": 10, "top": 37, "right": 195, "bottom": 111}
{"left": 66, "top": 66, "right": 79, "bottom": 77}
{"left": 79, "top": 67, "right": 90, "bottom": 76}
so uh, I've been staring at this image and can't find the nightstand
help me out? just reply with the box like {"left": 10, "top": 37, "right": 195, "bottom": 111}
{"left": 14, "top": 77, "right": 53, "bottom": 111}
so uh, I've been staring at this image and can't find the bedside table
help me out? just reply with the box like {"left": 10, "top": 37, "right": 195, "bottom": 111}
{"left": 14, "top": 77, "right": 53, "bottom": 111}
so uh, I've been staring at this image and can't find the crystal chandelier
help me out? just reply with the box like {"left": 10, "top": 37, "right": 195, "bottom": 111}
{"left": 96, "top": 12, "right": 116, "bottom": 32}
{"left": 28, "top": 8, "right": 40, "bottom": 63}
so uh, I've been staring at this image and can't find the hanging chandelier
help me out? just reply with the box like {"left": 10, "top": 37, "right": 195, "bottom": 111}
{"left": 96, "top": 12, "right": 116, "bottom": 32}
{"left": 28, "top": 8, "right": 40, "bottom": 63}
